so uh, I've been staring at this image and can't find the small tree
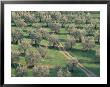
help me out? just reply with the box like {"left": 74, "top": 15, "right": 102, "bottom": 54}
{"left": 11, "top": 12, "right": 20, "bottom": 22}
{"left": 67, "top": 24, "right": 76, "bottom": 34}
{"left": 37, "top": 28, "right": 49, "bottom": 39}
{"left": 23, "top": 13, "right": 36, "bottom": 23}
{"left": 18, "top": 39, "right": 31, "bottom": 55}
{"left": 40, "top": 66, "right": 50, "bottom": 77}
{"left": 48, "top": 22, "right": 61, "bottom": 34}
{"left": 11, "top": 49, "right": 20, "bottom": 64}
{"left": 30, "top": 31, "right": 42, "bottom": 46}
{"left": 57, "top": 68, "right": 64, "bottom": 77}
{"left": 64, "top": 68, "right": 71, "bottom": 77}
{"left": 38, "top": 47, "right": 47, "bottom": 58}
{"left": 69, "top": 28, "right": 81, "bottom": 42}
{"left": 48, "top": 35, "right": 59, "bottom": 48}
{"left": 32, "top": 66, "right": 50, "bottom": 77}
{"left": 85, "top": 24, "right": 95, "bottom": 36}
{"left": 25, "top": 48, "right": 41, "bottom": 67}
{"left": 11, "top": 28, "right": 23, "bottom": 44}
{"left": 95, "top": 30, "right": 100, "bottom": 43}
{"left": 32, "top": 65, "right": 39, "bottom": 76}
{"left": 16, "top": 65, "right": 27, "bottom": 77}
{"left": 14, "top": 19, "right": 27, "bottom": 27}
{"left": 32, "top": 23, "right": 42, "bottom": 29}
{"left": 66, "top": 59, "right": 78, "bottom": 72}
{"left": 65, "top": 36, "right": 76, "bottom": 50}
{"left": 82, "top": 36, "right": 95, "bottom": 50}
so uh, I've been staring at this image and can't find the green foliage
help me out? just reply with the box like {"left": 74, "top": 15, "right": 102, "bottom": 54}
{"left": 48, "top": 35, "right": 59, "bottom": 47}
{"left": 82, "top": 36, "right": 95, "bottom": 50}
{"left": 48, "top": 22, "right": 61, "bottom": 34}
{"left": 57, "top": 68, "right": 64, "bottom": 77}
{"left": 95, "top": 30, "right": 100, "bottom": 43}
{"left": 11, "top": 49, "right": 20, "bottom": 64}
{"left": 38, "top": 46, "right": 48, "bottom": 58}
{"left": 32, "top": 66, "right": 50, "bottom": 77}
{"left": 18, "top": 39, "right": 31, "bottom": 55}
{"left": 11, "top": 11, "right": 100, "bottom": 77}
{"left": 32, "top": 23, "right": 42, "bottom": 28}
{"left": 25, "top": 47, "right": 41, "bottom": 67}
{"left": 65, "top": 36, "right": 76, "bottom": 49}
{"left": 11, "top": 28, "right": 23, "bottom": 44}
{"left": 29, "top": 30, "right": 42, "bottom": 46}
{"left": 16, "top": 65, "right": 27, "bottom": 77}
{"left": 14, "top": 19, "right": 27, "bottom": 27}
{"left": 37, "top": 28, "right": 49, "bottom": 39}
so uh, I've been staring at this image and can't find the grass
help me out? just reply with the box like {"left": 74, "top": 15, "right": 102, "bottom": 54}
{"left": 68, "top": 44, "right": 100, "bottom": 76}
{"left": 57, "top": 28, "right": 100, "bottom": 76}
{"left": 39, "top": 48, "right": 68, "bottom": 67}
{"left": 40, "top": 39, "right": 49, "bottom": 46}
{"left": 11, "top": 25, "right": 100, "bottom": 77}
{"left": 71, "top": 67, "right": 87, "bottom": 77}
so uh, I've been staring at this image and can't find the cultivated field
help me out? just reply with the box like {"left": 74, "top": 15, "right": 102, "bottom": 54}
{"left": 11, "top": 11, "right": 100, "bottom": 77}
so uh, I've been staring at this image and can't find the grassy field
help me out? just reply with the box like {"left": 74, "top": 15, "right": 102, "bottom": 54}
{"left": 11, "top": 11, "right": 100, "bottom": 77}
{"left": 12, "top": 26, "right": 100, "bottom": 77}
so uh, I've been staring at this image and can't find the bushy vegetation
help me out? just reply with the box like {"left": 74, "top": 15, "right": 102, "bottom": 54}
{"left": 11, "top": 11, "right": 100, "bottom": 77}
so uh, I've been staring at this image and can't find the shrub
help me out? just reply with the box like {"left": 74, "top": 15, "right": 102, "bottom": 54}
{"left": 65, "top": 36, "right": 76, "bottom": 50}
{"left": 82, "top": 36, "right": 95, "bottom": 50}
{"left": 11, "top": 28, "right": 23, "bottom": 44}
{"left": 18, "top": 39, "right": 31, "bottom": 55}
{"left": 38, "top": 47, "right": 48, "bottom": 58}
{"left": 25, "top": 48, "right": 41, "bottom": 67}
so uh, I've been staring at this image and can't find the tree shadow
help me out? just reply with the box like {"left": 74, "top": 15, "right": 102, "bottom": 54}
{"left": 69, "top": 48, "right": 96, "bottom": 59}
{"left": 58, "top": 32, "right": 68, "bottom": 35}
{"left": 48, "top": 46, "right": 59, "bottom": 50}
{"left": 58, "top": 38, "right": 66, "bottom": 42}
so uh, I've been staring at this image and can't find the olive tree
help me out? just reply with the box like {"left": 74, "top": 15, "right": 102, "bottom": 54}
{"left": 30, "top": 31, "right": 42, "bottom": 46}
{"left": 48, "top": 35, "right": 59, "bottom": 48}
{"left": 11, "top": 49, "right": 20, "bottom": 64}
{"left": 18, "top": 39, "right": 31, "bottom": 55}
{"left": 65, "top": 36, "right": 76, "bottom": 50}
{"left": 23, "top": 13, "right": 36, "bottom": 23}
{"left": 68, "top": 28, "right": 81, "bottom": 42}
{"left": 66, "top": 58, "right": 78, "bottom": 72}
{"left": 11, "top": 12, "right": 20, "bottom": 22}
{"left": 64, "top": 68, "right": 71, "bottom": 77}
{"left": 11, "top": 29, "right": 23, "bottom": 44}
{"left": 38, "top": 47, "right": 48, "bottom": 58}
{"left": 32, "top": 23, "right": 42, "bottom": 29}
{"left": 37, "top": 28, "right": 49, "bottom": 39}
{"left": 85, "top": 23, "right": 95, "bottom": 36}
{"left": 14, "top": 19, "right": 27, "bottom": 27}
{"left": 32, "top": 66, "right": 50, "bottom": 77}
{"left": 67, "top": 24, "right": 76, "bottom": 34}
{"left": 48, "top": 22, "right": 61, "bottom": 34}
{"left": 25, "top": 48, "right": 42, "bottom": 68}
{"left": 95, "top": 30, "right": 100, "bottom": 43}
{"left": 16, "top": 65, "right": 27, "bottom": 77}
{"left": 81, "top": 36, "right": 95, "bottom": 50}
{"left": 57, "top": 68, "right": 64, "bottom": 77}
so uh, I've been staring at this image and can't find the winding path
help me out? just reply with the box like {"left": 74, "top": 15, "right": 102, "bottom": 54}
{"left": 57, "top": 42, "right": 97, "bottom": 77}
{"left": 42, "top": 39, "right": 97, "bottom": 77}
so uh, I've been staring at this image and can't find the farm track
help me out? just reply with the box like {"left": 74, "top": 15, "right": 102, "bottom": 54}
{"left": 41, "top": 38, "right": 96, "bottom": 77}
{"left": 57, "top": 42, "right": 97, "bottom": 77}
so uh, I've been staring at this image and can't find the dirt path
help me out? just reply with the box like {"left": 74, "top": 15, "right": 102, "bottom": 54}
{"left": 42, "top": 40, "right": 96, "bottom": 77}
{"left": 57, "top": 42, "right": 97, "bottom": 77}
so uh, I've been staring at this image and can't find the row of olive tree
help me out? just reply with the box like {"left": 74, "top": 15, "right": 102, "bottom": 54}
{"left": 11, "top": 11, "right": 99, "bottom": 29}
